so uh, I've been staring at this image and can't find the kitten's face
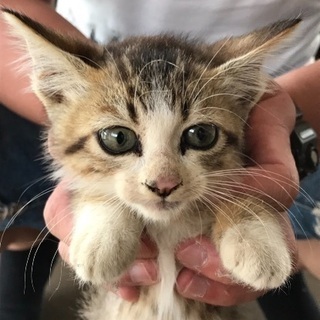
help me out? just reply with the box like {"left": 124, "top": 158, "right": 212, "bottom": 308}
{"left": 46, "top": 39, "right": 251, "bottom": 222}
{"left": 3, "top": 10, "right": 299, "bottom": 222}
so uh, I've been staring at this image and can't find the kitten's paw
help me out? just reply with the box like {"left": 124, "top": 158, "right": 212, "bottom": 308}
{"left": 68, "top": 202, "right": 143, "bottom": 285}
{"left": 69, "top": 232, "right": 139, "bottom": 285}
{"left": 219, "top": 219, "right": 292, "bottom": 290}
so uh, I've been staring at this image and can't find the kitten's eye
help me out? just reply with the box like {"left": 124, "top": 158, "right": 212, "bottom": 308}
{"left": 182, "top": 124, "right": 218, "bottom": 150}
{"left": 98, "top": 127, "right": 138, "bottom": 155}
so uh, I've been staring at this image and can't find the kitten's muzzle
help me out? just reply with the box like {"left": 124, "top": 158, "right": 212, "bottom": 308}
{"left": 144, "top": 177, "right": 183, "bottom": 198}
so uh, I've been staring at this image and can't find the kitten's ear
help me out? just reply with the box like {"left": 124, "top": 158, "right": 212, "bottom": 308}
{"left": 2, "top": 9, "right": 105, "bottom": 120}
{"left": 208, "top": 20, "right": 301, "bottom": 110}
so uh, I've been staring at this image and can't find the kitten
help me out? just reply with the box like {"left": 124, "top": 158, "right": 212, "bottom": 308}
{"left": 2, "top": 9, "right": 299, "bottom": 320}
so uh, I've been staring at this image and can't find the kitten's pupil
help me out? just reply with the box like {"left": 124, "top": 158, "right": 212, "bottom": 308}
{"left": 183, "top": 124, "right": 218, "bottom": 151}
{"left": 98, "top": 127, "right": 138, "bottom": 155}
{"left": 114, "top": 131, "right": 125, "bottom": 145}
{"left": 195, "top": 127, "right": 207, "bottom": 141}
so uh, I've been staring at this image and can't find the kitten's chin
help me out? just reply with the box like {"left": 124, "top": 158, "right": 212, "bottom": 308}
{"left": 155, "top": 200, "right": 181, "bottom": 211}
{"left": 135, "top": 200, "right": 185, "bottom": 221}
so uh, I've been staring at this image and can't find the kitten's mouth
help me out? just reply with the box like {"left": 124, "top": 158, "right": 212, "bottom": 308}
{"left": 135, "top": 200, "right": 184, "bottom": 219}
{"left": 154, "top": 200, "right": 181, "bottom": 211}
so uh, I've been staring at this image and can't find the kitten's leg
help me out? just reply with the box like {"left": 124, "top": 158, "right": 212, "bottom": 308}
{"left": 213, "top": 198, "right": 292, "bottom": 290}
{"left": 69, "top": 201, "right": 144, "bottom": 285}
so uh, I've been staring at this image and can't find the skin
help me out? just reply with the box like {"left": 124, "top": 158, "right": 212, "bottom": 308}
{"left": 297, "top": 240, "right": 320, "bottom": 280}
{"left": 1, "top": 0, "right": 319, "bottom": 306}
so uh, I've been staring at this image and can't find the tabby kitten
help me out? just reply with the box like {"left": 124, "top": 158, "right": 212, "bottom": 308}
{"left": 3, "top": 9, "right": 298, "bottom": 320}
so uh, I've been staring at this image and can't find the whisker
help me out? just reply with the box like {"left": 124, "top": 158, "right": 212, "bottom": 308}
{"left": 203, "top": 179, "right": 309, "bottom": 240}
{"left": 193, "top": 91, "right": 255, "bottom": 111}
{"left": 17, "top": 174, "right": 52, "bottom": 203}
{"left": 25, "top": 206, "right": 73, "bottom": 293}
{"left": 200, "top": 195, "right": 246, "bottom": 242}
{"left": 47, "top": 250, "right": 69, "bottom": 301}
{"left": 189, "top": 60, "right": 262, "bottom": 106}
{"left": 186, "top": 37, "right": 231, "bottom": 104}
{"left": 189, "top": 97, "right": 252, "bottom": 125}
{"left": 0, "top": 186, "right": 55, "bottom": 250}
{"left": 203, "top": 166, "right": 303, "bottom": 204}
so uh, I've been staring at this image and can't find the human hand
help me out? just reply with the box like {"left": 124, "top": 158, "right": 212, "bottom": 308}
{"left": 118, "top": 236, "right": 270, "bottom": 306}
{"left": 243, "top": 85, "right": 299, "bottom": 209}
{"left": 175, "top": 237, "right": 264, "bottom": 305}
{"left": 245, "top": 84, "right": 299, "bottom": 268}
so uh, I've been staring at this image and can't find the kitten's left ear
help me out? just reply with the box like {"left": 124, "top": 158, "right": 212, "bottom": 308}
{"left": 2, "top": 9, "right": 105, "bottom": 120}
{"left": 208, "top": 19, "right": 301, "bottom": 111}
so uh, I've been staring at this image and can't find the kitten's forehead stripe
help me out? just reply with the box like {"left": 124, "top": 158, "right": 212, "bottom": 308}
{"left": 105, "top": 36, "right": 225, "bottom": 117}
{"left": 126, "top": 101, "right": 138, "bottom": 123}
{"left": 65, "top": 135, "right": 90, "bottom": 155}
{"left": 181, "top": 100, "right": 190, "bottom": 120}
{"left": 134, "top": 92, "right": 148, "bottom": 113}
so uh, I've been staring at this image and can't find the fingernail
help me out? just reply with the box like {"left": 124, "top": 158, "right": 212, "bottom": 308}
{"left": 128, "top": 262, "right": 156, "bottom": 285}
{"left": 177, "top": 243, "right": 208, "bottom": 270}
{"left": 178, "top": 272, "right": 209, "bottom": 298}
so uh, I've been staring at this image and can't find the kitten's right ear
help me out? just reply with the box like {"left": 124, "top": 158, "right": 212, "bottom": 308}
{"left": 211, "top": 20, "right": 301, "bottom": 63}
{"left": 206, "top": 19, "right": 301, "bottom": 116}
{"left": 1, "top": 9, "right": 105, "bottom": 121}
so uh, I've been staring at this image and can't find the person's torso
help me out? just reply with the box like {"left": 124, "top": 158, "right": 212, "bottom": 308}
{"left": 56, "top": 0, "right": 320, "bottom": 75}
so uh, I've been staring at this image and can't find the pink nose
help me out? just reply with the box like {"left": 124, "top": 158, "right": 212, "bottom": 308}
{"left": 145, "top": 176, "right": 182, "bottom": 197}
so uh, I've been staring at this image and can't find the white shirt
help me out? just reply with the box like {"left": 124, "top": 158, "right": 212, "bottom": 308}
{"left": 56, "top": 0, "right": 320, "bottom": 76}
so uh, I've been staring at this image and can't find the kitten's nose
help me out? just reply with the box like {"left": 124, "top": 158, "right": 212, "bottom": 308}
{"left": 145, "top": 176, "right": 182, "bottom": 198}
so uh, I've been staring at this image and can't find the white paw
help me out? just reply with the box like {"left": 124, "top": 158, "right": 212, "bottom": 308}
{"left": 69, "top": 234, "right": 106, "bottom": 284}
{"left": 69, "top": 203, "right": 142, "bottom": 285}
{"left": 220, "top": 220, "right": 292, "bottom": 290}
{"left": 69, "top": 233, "right": 131, "bottom": 285}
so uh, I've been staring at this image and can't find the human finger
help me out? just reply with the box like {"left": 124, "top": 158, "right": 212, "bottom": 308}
{"left": 176, "top": 237, "right": 232, "bottom": 284}
{"left": 176, "top": 268, "right": 263, "bottom": 306}
{"left": 118, "top": 259, "right": 159, "bottom": 286}
{"left": 44, "top": 181, "right": 73, "bottom": 245}
{"left": 244, "top": 88, "right": 299, "bottom": 208}
{"left": 116, "top": 259, "right": 159, "bottom": 302}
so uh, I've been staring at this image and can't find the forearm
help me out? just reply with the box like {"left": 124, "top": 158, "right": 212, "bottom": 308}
{"left": 277, "top": 60, "right": 320, "bottom": 149}
{"left": 0, "top": 0, "right": 86, "bottom": 124}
